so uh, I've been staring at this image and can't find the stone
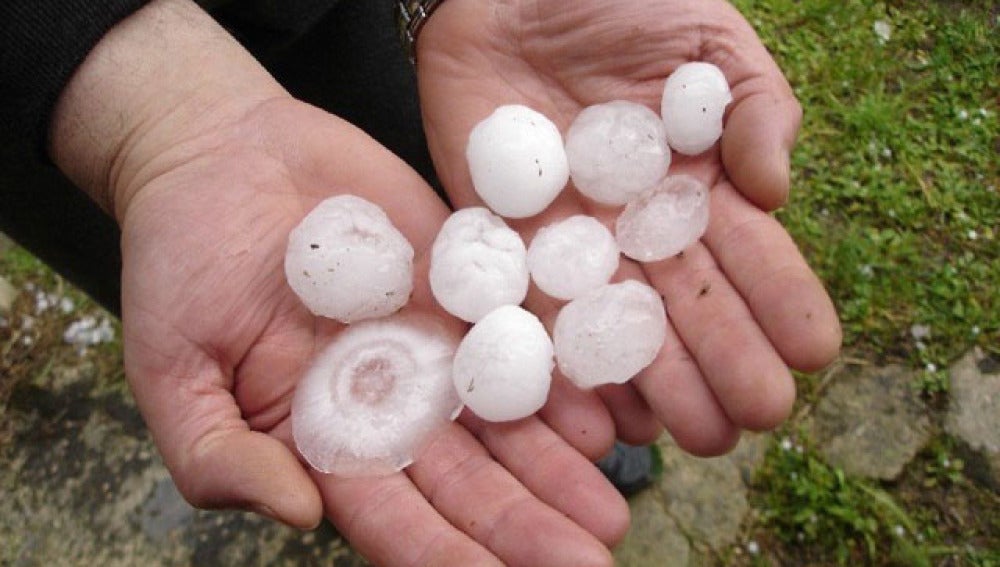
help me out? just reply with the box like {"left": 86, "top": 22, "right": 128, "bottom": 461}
{"left": 728, "top": 432, "right": 773, "bottom": 487}
{"left": 655, "top": 435, "right": 749, "bottom": 551}
{"left": 613, "top": 490, "right": 690, "bottom": 567}
{"left": 945, "top": 348, "right": 1000, "bottom": 491}
{"left": 810, "top": 364, "right": 931, "bottom": 480}
{"left": 0, "top": 275, "right": 16, "bottom": 313}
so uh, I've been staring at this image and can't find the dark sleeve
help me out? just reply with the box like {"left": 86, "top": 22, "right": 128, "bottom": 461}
{"left": 0, "top": 0, "right": 152, "bottom": 155}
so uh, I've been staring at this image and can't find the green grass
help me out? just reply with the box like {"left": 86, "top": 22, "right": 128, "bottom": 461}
{"left": 728, "top": 1, "right": 999, "bottom": 563}
{"left": 733, "top": 0, "right": 999, "bottom": 381}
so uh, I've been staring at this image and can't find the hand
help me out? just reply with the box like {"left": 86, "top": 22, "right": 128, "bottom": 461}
{"left": 49, "top": 1, "right": 625, "bottom": 564}
{"left": 417, "top": 0, "right": 842, "bottom": 457}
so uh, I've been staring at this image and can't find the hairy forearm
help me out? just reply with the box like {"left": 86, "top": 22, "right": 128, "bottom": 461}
{"left": 49, "top": 0, "right": 288, "bottom": 221}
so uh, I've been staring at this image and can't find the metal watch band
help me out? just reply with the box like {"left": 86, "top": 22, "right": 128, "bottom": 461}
{"left": 396, "top": 0, "right": 445, "bottom": 64}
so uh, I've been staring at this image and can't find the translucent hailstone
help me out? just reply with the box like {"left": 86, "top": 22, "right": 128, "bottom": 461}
{"left": 430, "top": 208, "right": 530, "bottom": 322}
{"left": 565, "top": 100, "right": 671, "bottom": 205}
{"left": 527, "top": 215, "right": 620, "bottom": 300}
{"left": 615, "top": 175, "right": 710, "bottom": 262}
{"left": 466, "top": 105, "right": 570, "bottom": 218}
{"left": 285, "top": 195, "right": 413, "bottom": 323}
{"left": 553, "top": 280, "right": 667, "bottom": 389}
{"left": 660, "top": 62, "right": 733, "bottom": 155}
{"left": 292, "top": 312, "right": 463, "bottom": 476}
{"left": 452, "top": 305, "right": 554, "bottom": 422}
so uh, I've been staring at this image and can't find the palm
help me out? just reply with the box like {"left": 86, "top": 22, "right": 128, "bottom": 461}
{"left": 419, "top": 0, "right": 842, "bottom": 456}
{"left": 115, "top": 98, "right": 624, "bottom": 565}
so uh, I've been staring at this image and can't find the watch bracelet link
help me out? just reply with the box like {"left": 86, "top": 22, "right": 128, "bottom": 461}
{"left": 395, "top": 0, "right": 445, "bottom": 64}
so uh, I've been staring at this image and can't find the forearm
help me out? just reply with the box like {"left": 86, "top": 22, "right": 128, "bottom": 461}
{"left": 49, "top": 0, "right": 288, "bottom": 221}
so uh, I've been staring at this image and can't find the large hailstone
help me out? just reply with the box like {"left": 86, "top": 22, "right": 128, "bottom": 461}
{"left": 615, "top": 175, "right": 710, "bottom": 262}
{"left": 660, "top": 62, "right": 733, "bottom": 155}
{"left": 553, "top": 280, "right": 667, "bottom": 389}
{"left": 430, "top": 208, "right": 530, "bottom": 322}
{"left": 292, "top": 312, "right": 462, "bottom": 476}
{"left": 565, "top": 100, "right": 671, "bottom": 205}
{"left": 285, "top": 195, "right": 413, "bottom": 323}
{"left": 527, "top": 215, "right": 620, "bottom": 301}
{"left": 466, "top": 105, "right": 570, "bottom": 218}
{"left": 452, "top": 305, "right": 554, "bottom": 422}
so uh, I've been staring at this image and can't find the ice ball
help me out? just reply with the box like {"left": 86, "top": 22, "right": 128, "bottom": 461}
{"left": 285, "top": 195, "right": 413, "bottom": 323}
{"left": 527, "top": 215, "right": 620, "bottom": 300}
{"left": 615, "top": 175, "right": 710, "bottom": 262}
{"left": 553, "top": 280, "right": 666, "bottom": 389}
{"left": 660, "top": 62, "right": 733, "bottom": 155}
{"left": 466, "top": 104, "right": 570, "bottom": 218}
{"left": 453, "top": 305, "right": 554, "bottom": 422}
{"left": 291, "top": 312, "right": 462, "bottom": 476}
{"left": 430, "top": 207, "right": 530, "bottom": 322}
{"left": 565, "top": 100, "right": 671, "bottom": 205}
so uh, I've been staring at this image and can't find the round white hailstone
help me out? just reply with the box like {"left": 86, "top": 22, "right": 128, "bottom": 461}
{"left": 615, "top": 175, "right": 710, "bottom": 262}
{"left": 453, "top": 305, "right": 554, "bottom": 422}
{"left": 565, "top": 100, "right": 671, "bottom": 206}
{"left": 292, "top": 312, "right": 463, "bottom": 476}
{"left": 466, "top": 105, "right": 570, "bottom": 218}
{"left": 285, "top": 195, "right": 413, "bottom": 323}
{"left": 660, "top": 62, "right": 733, "bottom": 155}
{"left": 430, "top": 208, "right": 530, "bottom": 323}
{"left": 527, "top": 215, "right": 620, "bottom": 300}
{"left": 554, "top": 280, "right": 666, "bottom": 389}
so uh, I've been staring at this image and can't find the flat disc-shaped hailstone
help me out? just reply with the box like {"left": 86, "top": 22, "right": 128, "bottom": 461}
{"left": 285, "top": 195, "right": 413, "bottom": 323}
{"left": 527, "top": 215, "right": 620, "bottom": 301}
{"left": 554, "top": 280, "right": 667, "bottom": 389}
{"left": 292, "top": 312, "right": 463, "bottom": 476}
{"left": 466, "top": 104, "right": 569, "bottom": 218}
{"left": 660, "top": 62, "right": 733, "bottom": 155}
{"left": 453, "top": 305, "right": 554, "bottom": 422}
{"left": 430, "top": 207, "right": 529, "bottom": 323}
{"left": 565, "top": 100, "right": 671, "bottom": 206}
{"left": 616, "top": 175, "right": 710, "bottom": 262}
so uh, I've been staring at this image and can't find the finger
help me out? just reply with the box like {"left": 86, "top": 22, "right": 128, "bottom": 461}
{"left": 537, "top": 374, "right": 617, "bottom": 461}
{"left": 641, "top": 214, "right": 796, "bottom": 432}
{"left": 409, "top": 422, "right": 616, "bottom": 566}
{"left": 704, "top": 182, "right": 842, "bottom": 371}
{"left": 461, "top": 414, "right": 631, "bottom": 547}
{"left": 124, "top": 337, "right": 323, "bottom": 529}
{"left": 316, "top": 470, "right": 502, "bottom": 566}
{"left": 594, "top": 383, "right": 663, "bottom": 446}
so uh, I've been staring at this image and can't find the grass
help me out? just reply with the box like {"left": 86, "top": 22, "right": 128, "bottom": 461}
{"left": 727, "top": 0, "right": 999, "bottom": 564}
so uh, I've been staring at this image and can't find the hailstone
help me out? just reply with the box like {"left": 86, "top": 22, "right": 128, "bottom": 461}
{"left": 430, "top": 207, "right": 530, "bottom": 322}
{"left": 285, "top": 195, "right": 413, "bottom": 323}
{"left": 292, "top": 312, "right": 463, "bottom": 476}
{"left": 527, "top": 215, "right": 620, "bottom": 300}
{"left": 565, "top": 100, "right": 671, "bottom": 205}
{"left": 466, "top": 104, "right": 570, "bottom": 218}
{"left": 553, "top": 280, "right": 667, "bottom": 389}
{"left": 452, "top": 305, "right": 554, "bottom": 422}
{"left": 615, "top": 175, "right": 710, "bottom": 262}
{"left": 660, "top": 62, "right": 733, "bottom": 155}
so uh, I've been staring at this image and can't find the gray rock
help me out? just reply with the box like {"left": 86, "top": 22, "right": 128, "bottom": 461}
{"left": 810, "top": 364, "right": 931, "bottom": 480}
{"left": 0, "top": 275, "right": 16, "bottom": 313}
{"left": 945, "top": 348, "right": 1000, "bottom": 491}
{"left": 728, "top": 432, "right": 772, "bottom": 486}
{"left": 613, "top": 490, "right": 690, "bottom": 567}
{"left": 655, "top": 436, "right": 749, "bottom": 551}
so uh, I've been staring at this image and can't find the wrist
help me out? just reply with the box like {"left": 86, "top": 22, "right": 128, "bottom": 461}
{"left": 49, "top": 0, "right": 288, "bottom": 222}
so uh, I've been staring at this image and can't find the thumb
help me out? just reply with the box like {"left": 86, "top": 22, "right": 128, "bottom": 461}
{"left": 721, "top": 89, "right": 802, "bottom": 211}
{"left": 126, "top": 345, "right": 322, "bottom": 529}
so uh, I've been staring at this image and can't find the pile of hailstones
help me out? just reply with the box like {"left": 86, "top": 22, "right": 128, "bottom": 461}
{"left": 287, "top": 63, "right": 732, "bottom": 477}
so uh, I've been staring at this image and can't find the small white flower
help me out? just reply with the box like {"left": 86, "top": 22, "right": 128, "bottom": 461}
{"left": 971, "top": 326, "right": 981, "bottom": 336}
{"left": 881, "top": 147, "right": 893, "bottom": 159}
{"left": 910, "top": 324, "right": 932, "bottom": 340}
{"left": 873, "top": 20, "right": 892, "bottom": 43}
{"left": 859, "top": 264, "right": 874, "bottom": 278}
{"left": 915, "top": 340, "right": 927, "bottom": 351}
{"left": 746, "top": 540, "right": 761, "bottom": 555}
{"left": 926, "top": 362, "right": 938, "bottom": 372}
{"left": 979, "top": 108, "right": 989, "bottom": 117}
{"left": 781, "top": 437, "right": 794, "bottom": 451}
{"left": 22, "top": 335, "right": 34, "bottom": 346}
{"left": 968, "top": 230, "right": 979, "bottom": 240}
{"left": 957, "top": 109, "right": 969, "bottom": 120}
{"left": 893, "top": 525, "right": 906, "bottom": 537}
{"left": 59, "top": 297, "right": 75, "bottom": 314}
